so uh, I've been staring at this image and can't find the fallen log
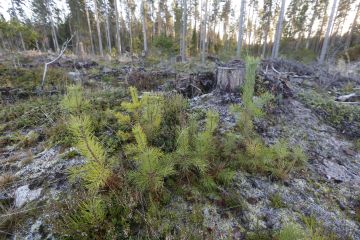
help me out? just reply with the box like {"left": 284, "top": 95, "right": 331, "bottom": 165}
{"left": 335, "top": 93, "right": 360, "bottom": 102}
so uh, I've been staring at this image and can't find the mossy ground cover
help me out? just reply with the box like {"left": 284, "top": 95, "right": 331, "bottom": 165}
{"left": 298, "top": 90, "right": 360, "bottom": 139}
{"left": 0, "top": 64, "right": 69, "bottom": 91}
{"left": 1, "top": 57, "right": 344, "bottom": 240}
{"left": 45, "top": 57, "right": 312, "bottom": 239}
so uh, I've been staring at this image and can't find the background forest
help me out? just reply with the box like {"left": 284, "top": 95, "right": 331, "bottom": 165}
{"left": 0, "top": 0, "right": 360, "bottom": 64}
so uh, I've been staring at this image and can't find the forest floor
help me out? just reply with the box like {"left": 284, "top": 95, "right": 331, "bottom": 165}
{"left": 0, "top": 52, "right": 360, "bottom": 240}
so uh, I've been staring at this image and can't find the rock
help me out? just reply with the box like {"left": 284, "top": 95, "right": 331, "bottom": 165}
{"left": 74, "top": 61, "right": 98, "bottom": 69}
{"left": 101, "top": 67, "right": 113, "bottom": 74}
{"left": 318, "top": 160, "right": 360, "bottom": 184}
{"left": 67, "top": 71, "right": 81, "bottom": 82}
{"left": 15, "top": 185, "right": 42, "bottom": 208}
{"left": 202, "top": 204, "right": 237, "bottom": 239}
{"left": 343, "top": 148, "right": 357, "bottom": 156}
{"left": 26, "top": 219, "right": 54, "bottom": 240}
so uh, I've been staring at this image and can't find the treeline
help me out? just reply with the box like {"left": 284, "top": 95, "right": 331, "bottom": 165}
{"left": 1, "top": 0, "right": 360, "bottom": 63}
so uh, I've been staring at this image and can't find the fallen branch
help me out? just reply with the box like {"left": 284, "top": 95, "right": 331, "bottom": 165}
{"left": 335, "top": 93, "right": 359, "bottom": 102}
{"left": 40, "top": 35, "right": 74, "bottom": 90}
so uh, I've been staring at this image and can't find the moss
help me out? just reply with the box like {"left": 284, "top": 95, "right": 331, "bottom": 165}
{"left": 354, "top": 139, "right": 360, "bottom": 152}
{"left": 245, "top": 230, "right": 273, "bottom": 240}
{"left": 354, "top": 196, "right": 360, "bottom": 223}
{"left": 0, "top": 65, "right": 68, "bottom": 91}
{"left": 301, "top": 215, "right": 339, "bottom": 240}
{"left": 269, "top": 193, "right": 287, "bottom": 209}
{"left": 282, "top": 48, "right": 317, "bottom": 63}
{"left": 0, "top": 95, "right": 61, "bottom": 131}
{"left": 339, "top": 44, "right": 360, "bottom": 62}
{"left": 299, "top": 90, "right": 360, "bottom": 139}
{"left": 276, "top": 224, "right": 306, "bottom": 240}
{"left": 61, "top": 149, "right": 79, "bottom": 160}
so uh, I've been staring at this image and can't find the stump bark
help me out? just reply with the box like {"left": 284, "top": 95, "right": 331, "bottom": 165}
{"left": 216, "top": 59, "right": 245, "bottom": 92}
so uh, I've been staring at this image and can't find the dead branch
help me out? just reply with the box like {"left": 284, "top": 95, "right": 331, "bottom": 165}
{"left": 40, "top": 35, "right": 74, "bottom": 90}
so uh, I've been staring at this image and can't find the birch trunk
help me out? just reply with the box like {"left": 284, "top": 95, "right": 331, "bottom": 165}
{"left": 319, "top": 0, "right": 338, "bottom": 64}
{"left": 180, "top": 0, "right": 187, "bottom": 62}
{"left": 271, "top": 0, "right": 286, "bottom": 59}
{"left": 46, "top": 0, "right": 59, "bottom": 52}
{"left": 114, "top": 0, "right": 122, "bottom": 54}
{"left": 128, "top": 9, "right": 133, "bottom": 56}
{"left": 200, "top": 0, "right": 208, "bottom": 63}
{"left": 236, "top": 0, "right": 246, "bottom": 57}
{"left": 94, "top": 0, "right": 104, "bottom": 56}
{"left": 85, "top": 1, "right": 95, "bottom": 55}
{"left": 152, "top": 1, "right": 156, "bottom": 38}
{"left": 142, "top": 0, "right": 148, "bottom": 56}
{"left": 345, "top": 3, "right": 360, "bottom": 50}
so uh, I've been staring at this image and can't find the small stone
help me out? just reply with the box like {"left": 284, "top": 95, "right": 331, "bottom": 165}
{"left": 67, "top": 72, "right": 81, "bottom": 81}
{"left": 15, "top": 185, "right": 42, "bottom": 208}
{"left": 343, "top": 148, "right": 357, "bottom": 157}
{"left": 102, "top": 67, "right": 112, "bottom": 74}
{"left": 337, "top": 200, "right": 346, "bottom": 211}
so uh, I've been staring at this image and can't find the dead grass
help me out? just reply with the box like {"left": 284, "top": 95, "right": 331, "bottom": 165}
{"left": 0, "top": 173, "right": 16, "bottom": 189}
{"left": 20, "top": 150, "right": 33, "bottom": 167}
{"left": 4, "top": 153, "right": 22, "bottom": 165}
{"left": 0, "top": 202, "right": 38, "bottom": 239}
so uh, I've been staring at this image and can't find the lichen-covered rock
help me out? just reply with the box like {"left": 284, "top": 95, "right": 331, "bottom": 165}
{"left": 15, "top": 185, "right": 42, "bottom": 207}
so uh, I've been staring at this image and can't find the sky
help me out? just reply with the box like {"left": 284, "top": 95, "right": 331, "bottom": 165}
{"left": 0, "top": 0, "right": 357, "bottom": 36}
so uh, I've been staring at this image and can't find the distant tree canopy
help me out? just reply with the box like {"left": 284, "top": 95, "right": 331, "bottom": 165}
{"left": 0, "top": 0, "right": 360, "bottom": 63}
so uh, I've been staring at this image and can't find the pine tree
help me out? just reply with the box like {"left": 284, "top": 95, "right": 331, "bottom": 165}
{"left": 121, "top": 87, "right": 164, "bottom": 140}
{"left": 68, "top": 115, "right": 112, "bottom": 192}
{"left": 126, "top": 125, "right": 174, "bottom": 194}
{"left": 61, "top": 85, "right": 111, "bottom": 192}
{"left": 61, "top": 84, "right": 90, "bottom": 115}
{"left": 174, "top": 111, "right": 219, "bottom": 176}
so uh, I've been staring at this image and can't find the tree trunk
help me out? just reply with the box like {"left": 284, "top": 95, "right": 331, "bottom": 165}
{"left": 345, "top": 3, "right": 360, "bottom": 49}
{"left": 94, "top": 0, "right": 104, "bottom": 56}
{"left": 216, "top": 60, "right": 245, "bottom": 92}
{"left": 114, "top": 0, "right": 122, "bottom": 54}
{"left": 248, "top": 3, "right": 256, "bottom": 47}
{"left": 262, "top": 3, "right": 272, "bottom": 58}
{"left": 46, "top": 0, "right": 59, "bottom": 52}
{"left": 236, "top": 0, "right": 246, "bottom": 57}
{"left": 319, "top": 0, "right": 338, "bottom": 64}
{"left": 35, "top": 40, "right": 40, "bottom": 51}
{"left": 129, "top": 9, "right": 133, "bottom": 56}
{"left": 200, "top": 0, "right": 208, "bottom": 63}
{"left": 152, "top": 1, "right": 156, "bottom": 38}
{"left": 271, "top": 0, "right": 286, "bottom": 59}
{"left": 180, "top": 0, "right": 187, "bottom": 62}
{"left": 85, "top": 1, "right": 95, "bottom": 55}
{"left": 142, "top": 0, "right": 148, "bottom": 56}
{"left": 105, "top": 1, "right": 112, "bottom": 54}
{"left": 295, "top": 33, "right": 302, "bottom": 50}
{"left": 0, "top": 31, "right": 6, "bottom": 51}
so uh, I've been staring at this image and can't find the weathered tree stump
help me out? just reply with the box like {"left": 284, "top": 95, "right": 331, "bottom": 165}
{"left": 216, "top": 59, "right": 245, "bottom": 92}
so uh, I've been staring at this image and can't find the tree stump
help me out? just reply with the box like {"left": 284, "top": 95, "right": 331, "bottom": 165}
{"left": 216, "top": 60, "right": 245, "bottom": 92}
